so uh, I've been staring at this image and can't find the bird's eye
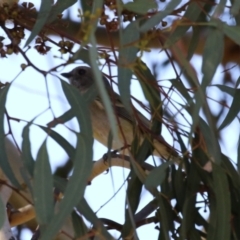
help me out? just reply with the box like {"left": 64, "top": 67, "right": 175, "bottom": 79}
{"left": 78, "top": 68, "right": 86, "bottom": 75}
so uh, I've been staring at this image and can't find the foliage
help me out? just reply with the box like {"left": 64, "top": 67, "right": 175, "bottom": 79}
{"left": 0, "top": 0, "right": 240, "bottom": 239}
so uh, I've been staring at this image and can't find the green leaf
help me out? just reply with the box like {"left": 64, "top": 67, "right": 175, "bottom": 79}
{"left": 156, "top": 196, "right": 171, "bottom": 240}
{"left": 71, "top": 211, "right": 88, "bottom": 238}
{"left": 212, "top": 164, "right": 231, "bottom": 240}
{"left": 170, "top": 78, "right": 191, "bottom": 102}
{"left": 187, "top": 26, "right": 202, "bottom": 61}
{"left": 122, "top": 171, "right": 142, "bottom": 238}
{"left": 211, "top": 84, "right": 237, "bottom": 97}
{"left": 22, "top": 122, "right": 35, "bottom": 176}
{"left": 88, "top": 35, "right": 119, "bottom": 140}
{"left": 40, "top": 126, "right": 75, "bottom": 160}
{"left": 61, "top": 80, "right": 92, "bottom": 136}
{"left": 47, "top": 0, "right": 77, "bottom": 23}
{"left": 223, "top": 24, "right": 240, "bottom": 46}
{"left": 47, "top": 109, "right": 74, "bottom": 128}
{"left": 213, "top": 0, "right": 227, "bottom": 16}
{"left": 0, "top": 198, "right": 5, "bottom": 229}
{"left": 25, "top": 0, "right": 52, "bottom": 47}
{"left": 124, "top": 0, "right": 157, "bottom": 14}
{"left": 180, "top": 162, "right": 200, "bottom": 238}
{"left": 33, "top": 139, "right": 54, "bottom": 225}
{"left": 134, "top": 62, "right": 163, "bottom": 135}
{"left": 72, "top": 48, "right": 91, "bottom": 65}
{"left": 164, "top": 1, "right": 205, "bottom": 48}
{"left": 139, "top": 0, "right": 181, "bottom": 32}
{"left": 145, "top": 162, "right": 171, "bottom": 189}
{"left": 118, "top": 20, "right": 140, "bottom": 115}
{"left": 0, "top": 85, "right": 20, "bottom": 187}
{"left": 77, "top": 198, "right": 113, "bottom": 239}
{"left": 238, "top": 133, "right": 240, "bottom": 174}
{"left": 201, "top": 25, "right": 224, "bottom": 89}
{"left": 172, "top": 165, "right": 186, "bottom": 209}
{"left": 198, "top": 117, "right": 221, "bottom": 165}
{"left": 40, "top": 75, "right": 93, "bottom": 239}
{"left": 25, "top": 0, "right": 77, "bottom": 47}
{"left": 40, "top": 134, "right": 93, "bottom": 240}
{"left": 219, "top": 89, "right": 240, "bottom": 130}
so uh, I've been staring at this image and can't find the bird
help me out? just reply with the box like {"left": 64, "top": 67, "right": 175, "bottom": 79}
{"left": 61, "top": 66, "right": 179, "bottom": 161}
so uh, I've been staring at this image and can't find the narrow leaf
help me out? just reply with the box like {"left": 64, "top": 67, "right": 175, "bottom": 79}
{"left": 71, "top": 211, "right": 88, "bottom": 238}
{"left": 223, "top": 24, "right": 240, "bottom": 46}
{"left": 25, "top": 0, "right": 52, "bottom": 47}
{"left": 118, "top": 20, "right": 139, "bottom": 115}
{"left": 33, "top": 139, "right": 54, "bottom": 225}
{"left": 212, "top": 164, "right": 231, "bottom": 240}
{"left": 61, "top": 81, "right": 92, "bottom": 136}
{"left": 77, "top": 198, "right": 113, "bottom": 239}
{"left": 47, "top": 0, "right": 77, "bottom": 23}
{"left": 22, "top": 122, "right": 35, "bottom": 176}
{"left": 39, "top": 134, "right": 93, "bottom": 240}
{"left": 89, "top": 35, "right": 119, "bottom": 140}
{"left": 124, "top": 0, "right": 157, "bottom": 14}
{"left": 145, "top": 162, "right": 171, "bottom": 189}
{"left": 0, "top": 198, "right": 5, "bottom": 229}
{"left": 219, "top": 89, "right": 240, "bottom": 130}
{"left": 47, "top": 109, "right": 74, "bottom": 128}
{"left": 164, "top": 1, "right": 205, "bottom": 48}
{"left": 140, "top": 0, "right": 181, "bottom": 32}
{"left": 0, "top": 84, "right": 19, "bottom": 187}
{"left": 40, "top": 126, "right": 75, "bottom": 159}
{"left": 202, "top": 25, "right": 224, "bottom": 89}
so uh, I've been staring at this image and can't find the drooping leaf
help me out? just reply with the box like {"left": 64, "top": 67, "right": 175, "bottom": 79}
{"left": 164, "top": 1, "right": 205, "bottom": 48}
{"left": 139, "top": 0, "right": 181, "bottom": 32}
{"left": 60, "top": 80, "right": 92, "bottom": 136}
{"left": 22, "top": 122, "right": 35, "bottom": 177}
{"left": 47, "top": 0, "right": 77, "bottom": 23}
{"left": 40, "top": 126, "right": 75, "bottom": 160}
{"left": 77, "top": 198, "right": 113, "bottom": 239}
{"left": 25, "top": 0, "right": 52, "bottom": 47}
{"left": 0, "top": 84, "right": 20, "bottom": 187}
{"left": 219, "top": 88, "right": 240, "bottom": 130}
{"left": 39, "top": 77, "right": 93, "bottom": 239}
{"left": 71, "top": 211, "right": 88, "bottom": 238}
{"left": 47, "top": 109, "right": 74, "bottom": 128}
{"left": 201, "top": 23, "right": 224, "bottom": 89}
{"left": 33, "top": 139, "right": 54, "bottom": 225}
{"left": 88, "top": 38, "right": 119, "bottom": 140}
{"left": 223, "top": 24, "right": 240, "bottom": 46}
{"left": 145, "top": 162, "right": 171, "bottom": 189}
{"left": 124, "top": 0, "right": 157, "bottom": 14}
{"left": 0, "top": 197, "right": 5, "bottom": 229}
{"left": 212, "top": 164, "right": 231, "bottom": 240}
{"left": 211, "top": 84, "right": 237, "bottom": 97}
{"left": 40, "top": 134, "right": 93, "bottom": 240}
{"left": 118, "top": 20, "right": 140, "bottom": 115}
{"left": 25, "top": 0, "right": 77, "bottom": 46}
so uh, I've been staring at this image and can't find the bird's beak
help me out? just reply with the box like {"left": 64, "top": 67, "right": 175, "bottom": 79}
{"left": 61, "top": 72, "right": 72, "bottom": 78}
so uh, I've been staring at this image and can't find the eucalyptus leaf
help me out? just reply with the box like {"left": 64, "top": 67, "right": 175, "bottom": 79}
{"left": 219, "top": 88, "right": 240, "bottom": 130}
{"left": 22, "top": 122, "right": 35, "bottom": 177}
{"left": 33, "top": 139, "right": 54, "bottom": 225}
{"left": 145, "top": 162, "right": 171, "bottom": 189}
{"left": 25, "top": 0, "right": 52, "bottom": 47}
{"left": 0, "top": 84, "right": 20, "bottom": 187}
{"left": 39, "top": 134, "right": 93, "bottom": 239}
{"left": 212, "top": 164, "right": 231, "bottom": 240}
{"left": 0, "top": 197, "right": 5, "bottom": 229}
{"left": 124, "top": 0, "right": 157, "bottom": 14}
{"left": 140, "top": 0, "right": 181, "bottom": 32}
